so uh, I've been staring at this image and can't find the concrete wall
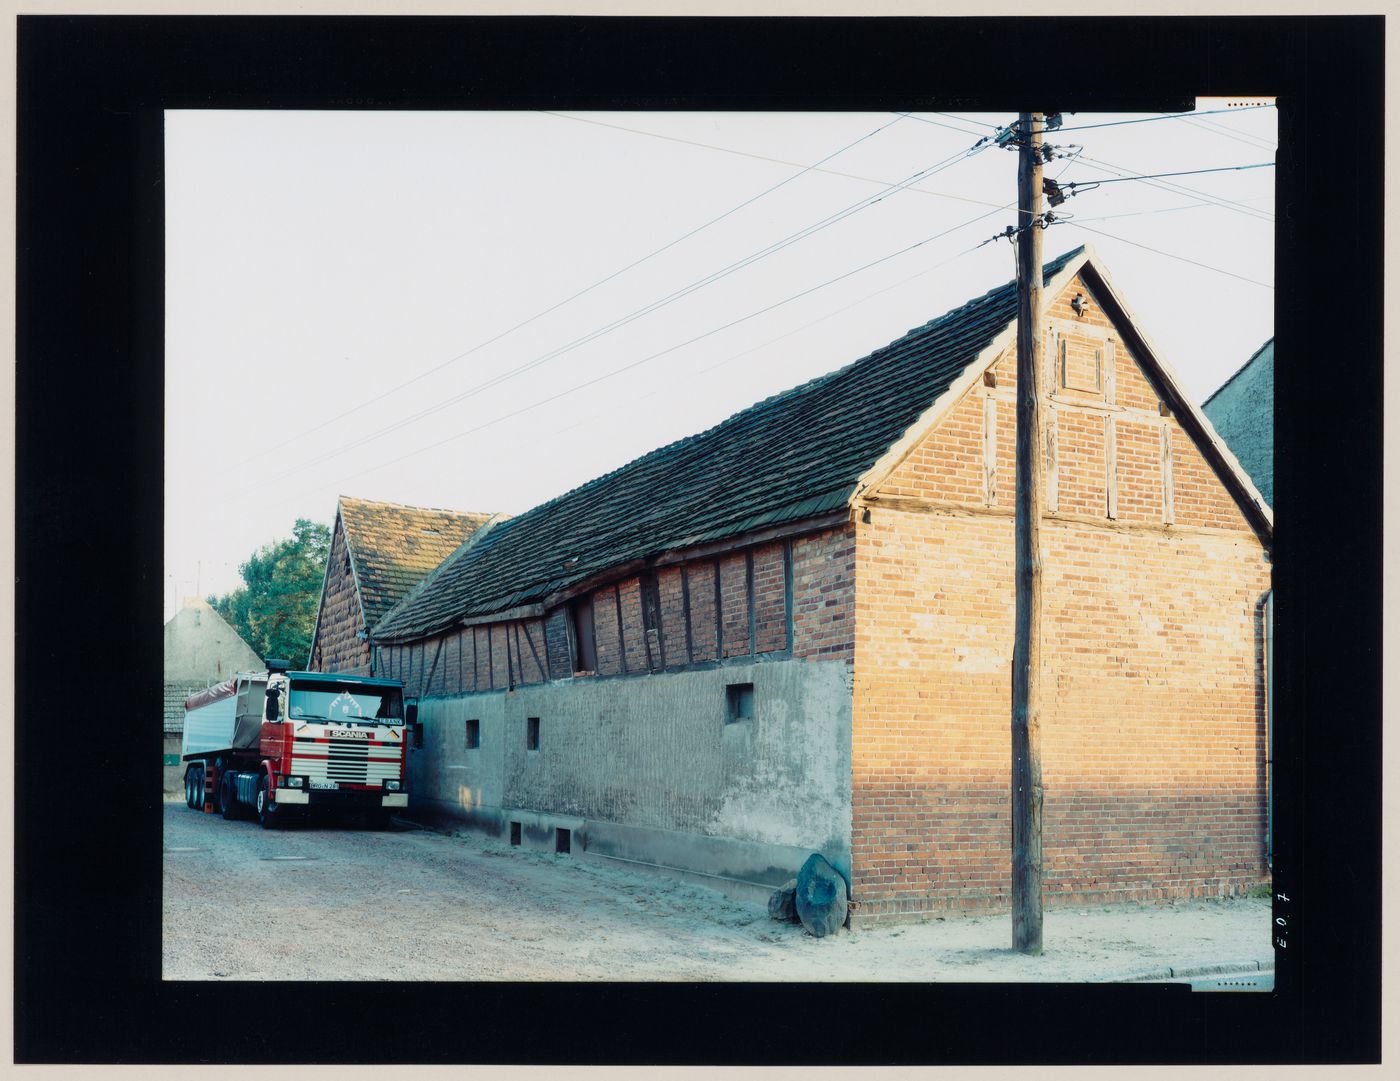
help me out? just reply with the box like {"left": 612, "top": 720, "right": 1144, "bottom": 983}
{"left": 408, "top": 656, "right": 853, "bottom": 894}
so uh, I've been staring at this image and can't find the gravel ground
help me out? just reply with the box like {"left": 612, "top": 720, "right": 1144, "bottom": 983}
{"left": 163, "top": 802, "right": 1273, "bottom": 982}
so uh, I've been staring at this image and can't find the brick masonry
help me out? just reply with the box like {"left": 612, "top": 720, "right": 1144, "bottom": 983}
{"left": 310, "top": 522, "right": 371, "bottom": 675}
{"left": 851, "top": 274, "right": 1271, "bottom": 921}
{"left": 372, "top": 272, "right": 1269, "bottom": 919}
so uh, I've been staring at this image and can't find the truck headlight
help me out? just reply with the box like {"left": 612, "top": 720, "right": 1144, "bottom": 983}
{"left": 282, "top": 775, "right": 304, "bottom": 788}
{"left": 384, "top": 779, "right": 402, "bottom": 792}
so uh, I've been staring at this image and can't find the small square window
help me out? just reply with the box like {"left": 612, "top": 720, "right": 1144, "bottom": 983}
{"left": 726, "top": 683, "right": 754, "bottom": 723}
{"left": 465, "top": 718, "right": 480, "bottom": 749}
{"left": 527, "top": 716, "right": 540, "bottom": 751}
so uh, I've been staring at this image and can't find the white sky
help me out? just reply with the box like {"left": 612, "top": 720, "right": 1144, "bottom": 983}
{"left": 164, "top": 103, "right": 1276, "bottom": 621}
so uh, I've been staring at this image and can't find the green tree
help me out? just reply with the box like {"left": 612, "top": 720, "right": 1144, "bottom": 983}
{"left": 209, "top": 518, "right": 331, "bottom": 667}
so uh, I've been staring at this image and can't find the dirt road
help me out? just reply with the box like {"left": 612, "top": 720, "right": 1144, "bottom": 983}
{"left": 163, "top": 802, "right": 1273, "bottom": 982}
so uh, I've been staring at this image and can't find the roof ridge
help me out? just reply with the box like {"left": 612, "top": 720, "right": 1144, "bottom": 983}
{"left": 339, "top": 494, "right": 494, "bottom": 520}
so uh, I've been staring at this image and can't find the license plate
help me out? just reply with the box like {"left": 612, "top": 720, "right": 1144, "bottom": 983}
{"left": 310, "top": 780, "right": 339, "bottom": 790}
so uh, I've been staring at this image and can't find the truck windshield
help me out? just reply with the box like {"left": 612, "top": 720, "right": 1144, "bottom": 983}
{"left": 288, "top": 681, "right": 404, "bottom": 724}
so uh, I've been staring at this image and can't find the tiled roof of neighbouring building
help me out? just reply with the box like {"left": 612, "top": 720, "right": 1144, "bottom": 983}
{"left": 373, "top": 247, "right": 1086, "bottom": 641}
{"left": 338, "top": 496, "right": 496, "bottom": 628}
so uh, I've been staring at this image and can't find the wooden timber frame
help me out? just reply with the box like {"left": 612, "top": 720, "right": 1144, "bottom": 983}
{"left": 372, "top": 509, "right": 844, "bottom": 693}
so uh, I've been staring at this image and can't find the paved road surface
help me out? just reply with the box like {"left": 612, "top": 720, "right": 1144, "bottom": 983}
{"left": 163, "top": 802, "right": 1274, "bottom": 983}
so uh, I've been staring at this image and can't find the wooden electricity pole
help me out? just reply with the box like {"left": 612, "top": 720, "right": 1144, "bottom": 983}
{"left": 1012, "top": 111, "right": 1046, "bottom": 954}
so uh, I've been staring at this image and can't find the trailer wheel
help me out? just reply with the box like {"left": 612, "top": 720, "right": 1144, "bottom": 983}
{"left": 256, "top": 778, "right": 278, "bottom": 830}
{"left": 219, "top": 774, "right": 240, "bottom": 820}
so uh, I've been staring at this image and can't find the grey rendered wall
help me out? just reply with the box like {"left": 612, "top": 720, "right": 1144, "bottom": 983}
{"left": 408, "top": 657, "right": 853, "bottom": 892}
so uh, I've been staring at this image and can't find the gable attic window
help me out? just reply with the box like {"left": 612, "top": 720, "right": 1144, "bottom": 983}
{"left": 1060, "top": 335, "right": 1103, "bottom": 394}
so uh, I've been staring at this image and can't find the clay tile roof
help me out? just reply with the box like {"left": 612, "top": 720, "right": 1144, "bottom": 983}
{"left": 337, "top": 496, "right": 495, "bottom": 628}
{"left": 374, "top": 248, "right": 1086, "bottom": 642}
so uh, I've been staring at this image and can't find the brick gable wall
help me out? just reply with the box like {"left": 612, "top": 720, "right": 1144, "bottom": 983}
{"left": 309, "top": 518, "right": 371, "bottom": 675}
{"left": 851, "top": 275, "right": 1271, "bottom": 921}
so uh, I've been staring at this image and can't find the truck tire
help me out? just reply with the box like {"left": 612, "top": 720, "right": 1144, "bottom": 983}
{"left": 184, "top": 770, "right": 196, "bottom": 808}
{"left": 219, "top": 774, "right": 241, "bottom": 820}
{"left": 256, "top": 778, "right": 278, "bottom": 830}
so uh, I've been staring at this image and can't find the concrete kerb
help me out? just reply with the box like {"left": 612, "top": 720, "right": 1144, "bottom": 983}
{"left": 1119, "top": 958, "right": 1276, "bottom": 983}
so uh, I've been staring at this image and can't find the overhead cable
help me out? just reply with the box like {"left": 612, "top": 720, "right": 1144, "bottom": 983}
{"left": 295, "top": 203, "right": 1008, "bottom": 496}
{"left": 1069, "top": 221, "right": 1273, "bottom": 290}
{"left": 235, "top": 112, "right": 912, "bottom": 468}
{"left": 265, "top": 132, "right": 992, "bottom": 484}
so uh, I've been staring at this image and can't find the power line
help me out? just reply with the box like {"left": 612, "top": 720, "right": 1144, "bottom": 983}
{"left": 545, "top": 110, "right": 1009, "bottom": 209}
{"left": 1070, "top": 200, "right": 1215, "bottom": 222}
{"left": 934, "top": 112, "right": 1000, "bottom": 130}
{"left": 1052, "top": 104, "right": 1274, "bottom": 132}
{"left": 1068, "top": 220, "right": 1273, "bottom": 290}
{"left": 1065, "top": 152, "right": 1274, "bottom": 222}
{"left": 297, "top": 202, "right": 1007, "bottom": 496}
{"left": 1062, "top": 161, "right": 1274, "bottom": 191}
{"left": 263, "top": 132, "right": 992, "bottom": 486}
{"left": 570, "top": 228, "right": 1005, "bottom": 432}
{"left": 1177, "top": 114, "right": 1277, "bottom": 152}
{"left": 903, "top": 113, "right": 1001, "bottom": 138}
{"left": 235, "top": 112, "right": 912, "bottom": 469}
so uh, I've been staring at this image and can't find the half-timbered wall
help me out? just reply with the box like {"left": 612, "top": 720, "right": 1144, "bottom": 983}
{"left": 376, "top": 534, "right": 847, "bottom": 699}
{"left": 379, "top": 526, "right": 858, "bottom": 894}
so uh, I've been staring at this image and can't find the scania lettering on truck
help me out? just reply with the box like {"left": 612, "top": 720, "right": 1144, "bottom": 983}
{"left": 181, "top": 659, "right": 418, "bottom": 829}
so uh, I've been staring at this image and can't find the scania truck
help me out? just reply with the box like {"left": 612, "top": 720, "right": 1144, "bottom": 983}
{"left": 181, "top": 661, "right": 417, "bottom": 829}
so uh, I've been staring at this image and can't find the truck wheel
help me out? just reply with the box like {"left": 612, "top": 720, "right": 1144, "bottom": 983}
{"left": 256, "top": 778, "right": 278, "bottom": 830}
{"left": 184, "top": 770, "right": 196, "bottom": 808}
{"left": 219, "top": 774, "right": 240, "bottom": 820}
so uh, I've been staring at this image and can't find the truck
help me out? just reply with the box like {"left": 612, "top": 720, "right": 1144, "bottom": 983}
{"left": 181, "top": 660, "right": 417, "bottom": 829}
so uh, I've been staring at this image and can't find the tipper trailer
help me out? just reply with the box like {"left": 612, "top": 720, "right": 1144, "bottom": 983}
{"left": 181, "top": 661, "right": 417, "bottom": 829}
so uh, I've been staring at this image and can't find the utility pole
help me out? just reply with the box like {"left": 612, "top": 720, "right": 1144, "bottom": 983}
{"left": 1011, "top": 111, "right": 1046, "bottom": 954}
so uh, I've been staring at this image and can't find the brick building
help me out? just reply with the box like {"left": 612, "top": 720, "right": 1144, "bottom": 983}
{"left": 309, "top": 496, "right": 495, "bottom": 675}
{"left": 370, "top": 246, "right": 1273, "bottom": 923}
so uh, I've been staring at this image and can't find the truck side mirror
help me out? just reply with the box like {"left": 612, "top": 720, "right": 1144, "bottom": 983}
{"left": 405, "top": 699, "right": 418, "bottom": 727}
{"left": 264, "top": 687, "right": 280, "bottom": 721}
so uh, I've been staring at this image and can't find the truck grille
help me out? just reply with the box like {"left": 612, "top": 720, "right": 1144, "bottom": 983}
{"left": 292, "top": 736, "right": 402, "bottom": 786}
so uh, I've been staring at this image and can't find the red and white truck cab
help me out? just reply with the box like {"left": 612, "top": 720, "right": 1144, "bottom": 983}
{"left": 182, "top": 661, "right": 417, "bottom": 829}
